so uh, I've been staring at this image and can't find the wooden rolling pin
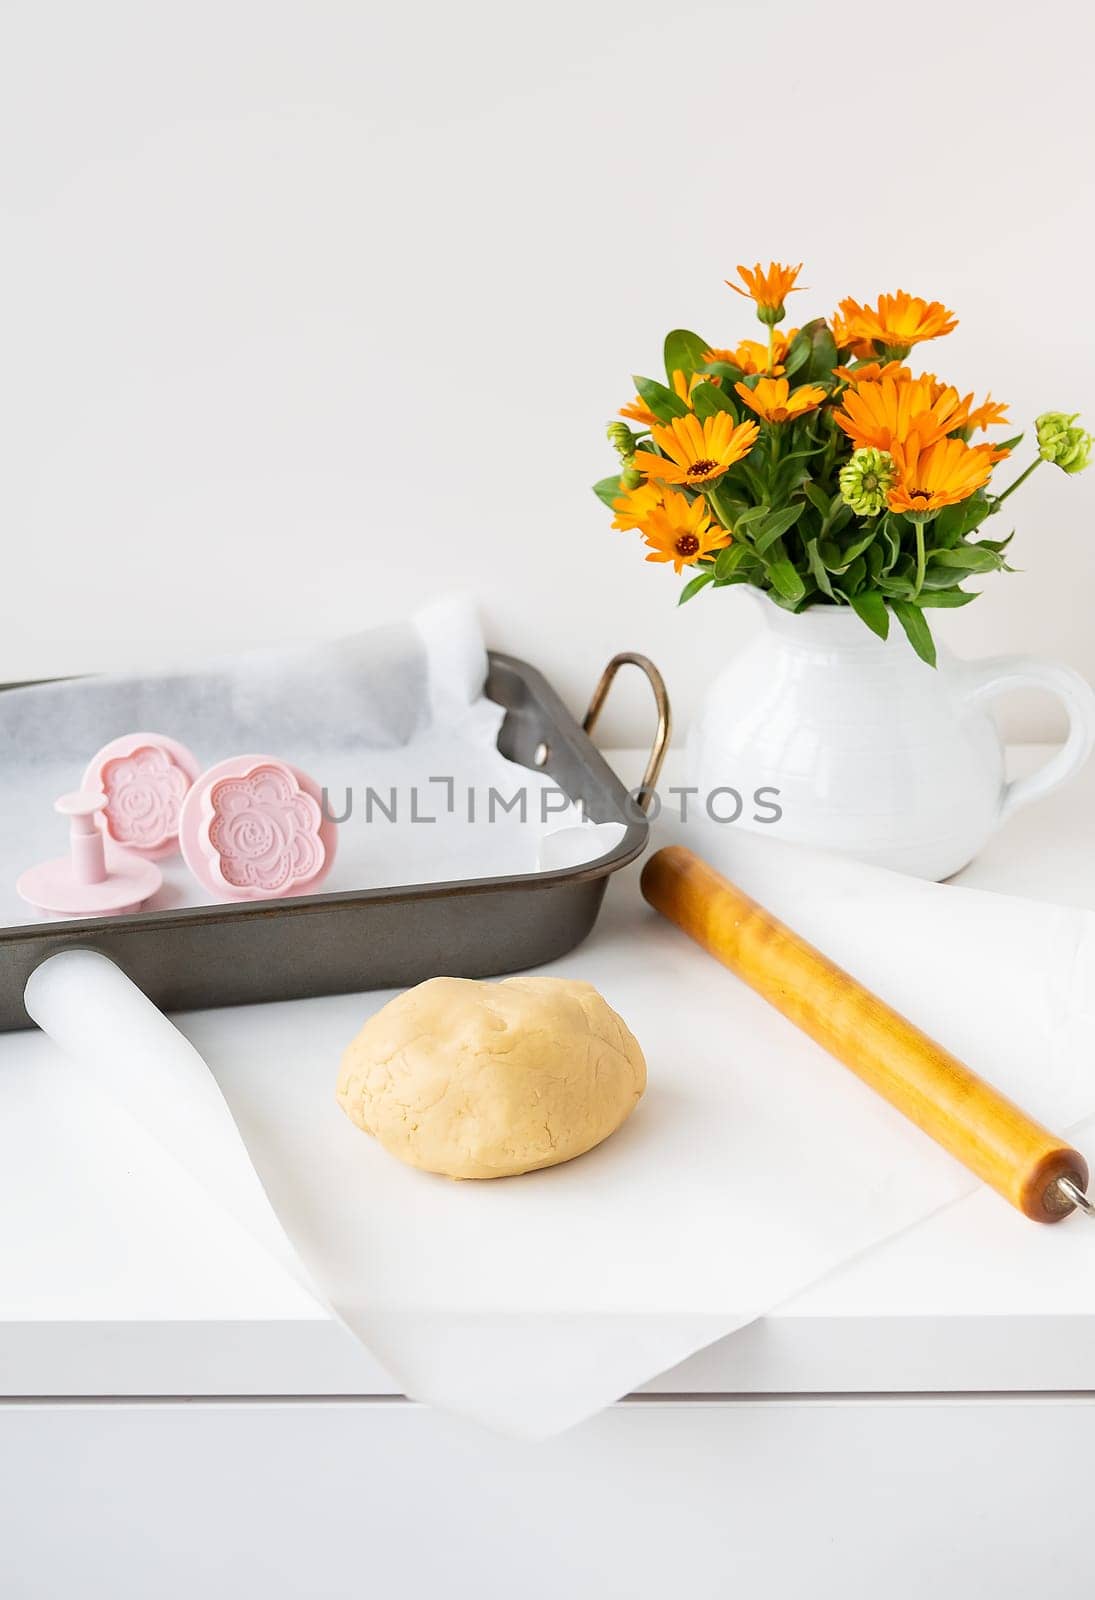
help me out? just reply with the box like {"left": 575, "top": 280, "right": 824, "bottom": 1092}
{"left": 641, "top": 845, "right": 1092, "bottom": 1224}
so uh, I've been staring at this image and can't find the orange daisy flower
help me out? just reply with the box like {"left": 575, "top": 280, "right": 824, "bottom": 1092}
{"left": 619, "top": 395, "right": 658, "bottom": 428}
{"left": 727, "top": 262, "right": 805, "bottom": 322}
{"left": 830, "top": 310, "right": 877, "bottom": 359}
{"left": 833, "top": 376, "right": 971, "bottom": 453}
{"left": 966, "top": 394, "right": 1010, "bottom": 433}
{"left": 833, "top": 360, "right": 910, "bottom": 387}
{"left": 705, "top": 331, "right": 798, "bottom": 376}
{"left": 915, "top": 372, "right": 956, "bottom": 404}
{"left": 641, "top": 490, "right": 731, "bottom": 573}
{"left": 835, "top": 291, "right": 958, "bottom": 353}
{"left": 611, "top": 481, "right": 664, "bottom": 532}
{"left": 735, "top": 376, "right": 827, "bottom": 423}
{"left": 670, "top": 368, "right": 720, "bottom": 405}
{"left": 887, "top": 436, "right": 996, "bottom": 515}
{"left": 633, "top": 411, "right": 759, "bottom": 487}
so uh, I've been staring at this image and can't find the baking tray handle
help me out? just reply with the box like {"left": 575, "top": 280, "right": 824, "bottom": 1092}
{"left": 582, "top": 654, "right": 671, "bottom": 814}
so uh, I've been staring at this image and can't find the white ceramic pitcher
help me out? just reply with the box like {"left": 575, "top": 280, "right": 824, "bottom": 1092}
{"left": 687, "top": 594, "right": 1095, "bottom": 880}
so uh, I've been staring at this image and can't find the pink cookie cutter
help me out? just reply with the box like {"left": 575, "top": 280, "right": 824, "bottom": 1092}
{"left": 17, "top": 792, "right": 163, "bottom": 919}
{"left": 178, "top": 755, "right": 337, "bottom": 902}
{"left": 83, "top": 732, "right": 200, "bottom": 860}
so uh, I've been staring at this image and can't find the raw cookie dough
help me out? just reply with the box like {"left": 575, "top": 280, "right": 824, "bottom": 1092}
{"left": 336, "top": 975, "right": 646, "bottom": 1179}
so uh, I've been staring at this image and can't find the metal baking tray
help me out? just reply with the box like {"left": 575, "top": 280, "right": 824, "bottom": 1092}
{"left": 0, "top": 651, "right": 669, "bottom": 1031}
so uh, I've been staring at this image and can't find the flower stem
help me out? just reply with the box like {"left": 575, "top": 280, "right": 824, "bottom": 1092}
{"left": 706, "top": 480, "right": 736, "bottom": 531}
{"left": 992, "top": 457, "right": 1041, "bottom": 509}
{"left": 767, "top": 324, "right": 775, "bottom": 375}
{"left": 913, "top": 519, "right": 926, "bottom": 597}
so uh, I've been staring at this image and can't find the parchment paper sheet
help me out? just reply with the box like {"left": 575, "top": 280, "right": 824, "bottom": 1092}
{"left": 0, "top": 596, "right": 622, "bottom": 928}
{"left": 23, "top": 805, "right": 1095, "bottom": 1437}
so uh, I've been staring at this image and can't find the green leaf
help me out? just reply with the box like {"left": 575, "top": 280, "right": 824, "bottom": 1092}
{"left": 876, "top": 575, "right": 916, "bottom": 599}
{"left": 691, "top": 381, "right": 739, "bottom": 421}
{"left": 763, "top": 544, "right": 807, "bottom": 603}
{"left": 821, "top": 525, "right": 878, "bottom": 574}
{"left": 772, "top": 468, "right": 812, "bottom": 504}
{"left": 976, "top": 530, "right": 1015, "bottom": 554}
{"left": 771, "top": 444, "right": 827, "bottom": 503}
{"left": 678, "top": 569, "right": 715, "bottom": 605}
{"left": 593, "top": 475, "right": 622, "bottom": 508}
{"left": 805, "top": 539, "right": 837, "bottom": 600}
{"left": 926, "top": 546, "right": 1003, "bottom": 573}
{"left": 730, "top": 503, "right": 770, "bottom": 532}
{"left": 754, "top": 502, "right": 806, "bottom": 553}
{"left": 991, "top": 433, "right": 1025, "bottom": 454}
{"left": 633, "top": 374, "right": 689, "bottom": 423}
{"left": 842, "top": 526, "right": 880, "bottom": 564}
{"left": 716, "top": 498, "right": 751, "bottom": 524}
{"left": 891, "top": 598, "right": 937, "bottom": 667}
{"left": 781, "top": 337, "right": 811, "bottom": 379}
{"left": 785, "top": 326, "right": 812, "bottom": 376}
{"left": 802, "top": 481, "right": 831, "bottom": 518}
{"left": 714, "top": 542, "right": 748, "bottom": 581}
{"left": 832, "top": 553, "right": 870, "bottom": 598}
{"left": 817, "top": 538, "right": 842, "bottom": 568}
{"left": 779, "top": 442, "right": 828, "bottom": 466}
{"left": 701, "top": 360, "right": 746, "bottom": 385}
{"left": 849, "top": 590, "right": 890, "bottom": 640}
{"left": 733, "top": 460, "right": 768, "bottom": 503}
{"left": 913, "top": 588, "right": 979, "bottom": 608}
{"left": 664, "top": 329, "right": 710, "bottom": 383}
{"left": 876, "top": 515, "right": 902, "bottom": 571}
{"left": 720, "top": 547, "right": 762, "bottom": 585}
{"left": 791, "top": 317, "right": 839, "bottom": 384}
{"left": 933, "top": 493, "right": 993, "bottom": 543}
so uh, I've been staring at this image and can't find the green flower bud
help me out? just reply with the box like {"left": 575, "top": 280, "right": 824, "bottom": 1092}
{"left": 838, "top": 447, "right": 896, "bottom": 517}
{"left": 1035, "top": 411, "right": 1092, "bottom": 475}
{"left": 620, "top": 466, "right": 643, "bottom": 490}
{"left": 606, "top": 421, "right": 638, "bottom": 463}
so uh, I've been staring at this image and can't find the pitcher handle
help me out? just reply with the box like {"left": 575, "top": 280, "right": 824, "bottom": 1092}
{"left": 959, "top": 655, "right": 1095, "bottom": 822}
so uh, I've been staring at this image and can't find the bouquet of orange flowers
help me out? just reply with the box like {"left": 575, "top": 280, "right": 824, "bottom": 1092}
{"left": 596, "top": 261, "right": 1091, "bottom": 665}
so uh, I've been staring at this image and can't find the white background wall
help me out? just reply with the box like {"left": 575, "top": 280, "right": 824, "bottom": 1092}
{"left": 2, "top": 0, "right": 1092, "bottom": 744}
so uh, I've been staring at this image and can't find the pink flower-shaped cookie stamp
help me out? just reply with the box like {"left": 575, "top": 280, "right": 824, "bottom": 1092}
{"left": 179, "top": 755, "right": 338, "bottom": 902}
{"left": 83, "top": 733, "right": 201, "bottom": 860}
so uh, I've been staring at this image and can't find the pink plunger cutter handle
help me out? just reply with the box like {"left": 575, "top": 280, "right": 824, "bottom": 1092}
{"left": 55, "top": 791, "right": 110, "bottom": 885}
{"left": 16, "top": 791, "right": 163, "bottom": 920}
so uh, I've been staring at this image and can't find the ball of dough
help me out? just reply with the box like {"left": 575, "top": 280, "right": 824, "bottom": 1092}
{"left": 336, "top": 975, "right": 646, "bottom": 1179}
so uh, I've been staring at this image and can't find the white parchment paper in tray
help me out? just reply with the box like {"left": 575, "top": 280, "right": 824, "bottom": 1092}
{"left": 0, "top": 597, "right": 623, "bottom": 928}
{"left": 22, "top": 798, "right": 1095, "bottom": 1439}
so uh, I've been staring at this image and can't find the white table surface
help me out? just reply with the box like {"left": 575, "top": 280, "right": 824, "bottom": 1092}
{"left": 3, "top": 745, "right": 1095, "bottom": 1400}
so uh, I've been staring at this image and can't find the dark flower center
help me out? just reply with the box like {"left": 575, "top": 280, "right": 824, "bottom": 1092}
{"left": 909, "top": 488, "right": 932, "bottom": 502}
{"left": 676, "top": 533, "right": 700, "bottom": 556}
{"left": 687, "top": 458, "right": 718, "bottom": 477}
